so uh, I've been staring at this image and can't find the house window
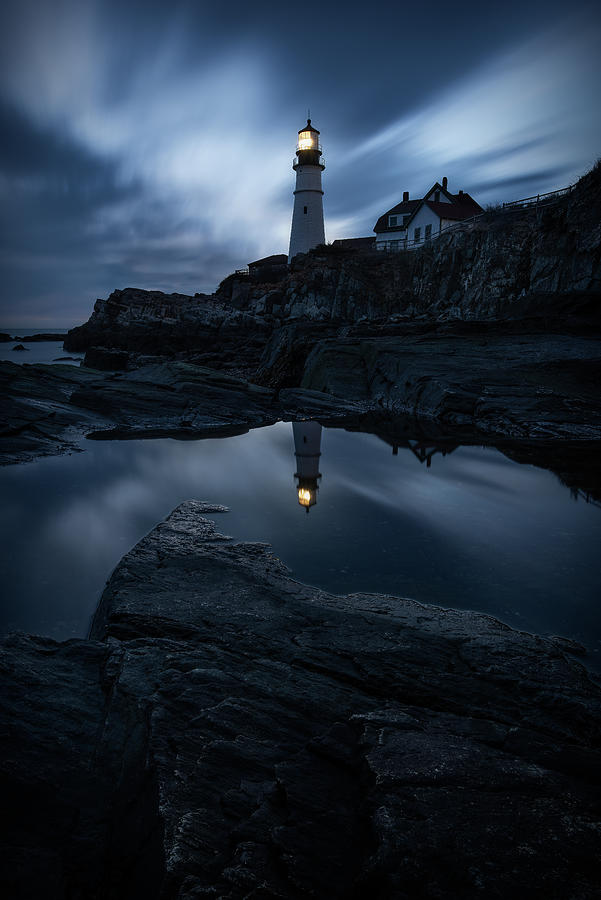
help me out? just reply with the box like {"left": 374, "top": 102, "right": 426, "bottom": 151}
{"left": 414, "top": 227, "right": 421, "bottom": 243}
{"left": 434, "top": 191, "right": 440, "bottom": 202}
{"left": 304, "top": 206, "right": 308, "bottom": 214}
{"left": 389, "top": 215, "right": 398, "bottom": 226}
{"left": 425, "top": 224, "right": 432, "bottom": 241}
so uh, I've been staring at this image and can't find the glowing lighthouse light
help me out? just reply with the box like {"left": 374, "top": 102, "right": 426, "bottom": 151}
{"left": 297, "top": 128, "right": 320, "bottom": 152}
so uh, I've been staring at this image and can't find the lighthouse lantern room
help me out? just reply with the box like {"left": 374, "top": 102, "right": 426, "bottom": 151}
{"left": 293, "top": 421, "right": 322, "bottom": 512}
{"left": 288, "top": 118, "right": 326, "bottom": 262}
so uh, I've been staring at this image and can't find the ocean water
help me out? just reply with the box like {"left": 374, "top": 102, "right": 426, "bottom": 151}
{"left": 1, "top": 422, "right": 599, "bottom": 667}
{"left": 0, "top": 327, "right": 83, "bottom": 366}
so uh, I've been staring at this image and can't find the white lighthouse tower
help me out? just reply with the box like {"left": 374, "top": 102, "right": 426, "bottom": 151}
{"left": 293, "top": 421, "right": 322, "bottom": 512}
{"left": 288, "top": 118, "right": 326, "bottom": 263}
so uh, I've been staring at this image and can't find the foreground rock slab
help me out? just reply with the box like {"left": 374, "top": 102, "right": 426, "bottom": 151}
{"left": 2, "top": 501, "right": 601, "bottom": 898}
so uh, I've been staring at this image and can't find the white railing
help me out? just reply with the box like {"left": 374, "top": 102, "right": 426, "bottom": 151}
{"left": 376, "top": 215, "right": 485, "bottom": 252}
{"left": 501, "top": 184, "right": 575, "bottom": 210}
{"left": 293, "top": 156, "right": 325, "bottom": 168}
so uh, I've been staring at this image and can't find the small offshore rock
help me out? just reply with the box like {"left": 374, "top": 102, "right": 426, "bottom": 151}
{"left": 13, "top": 333, "right": 68, "bottom": 342}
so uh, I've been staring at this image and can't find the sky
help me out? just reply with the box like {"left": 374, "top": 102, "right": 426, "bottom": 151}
{"left": 0, "top": 0, "right": 600, "bottom": 327}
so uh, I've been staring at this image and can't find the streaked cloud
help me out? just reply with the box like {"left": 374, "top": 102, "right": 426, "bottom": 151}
{"left": 329, "top": 12, "right": 601, "bottom": 234}
{"left": 0, "top": 0, "right": 599, "bottom": 325}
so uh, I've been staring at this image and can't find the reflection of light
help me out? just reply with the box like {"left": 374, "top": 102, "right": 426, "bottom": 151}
{"left": 298, "top": 131, "right": 316, "bottom": 150}
{"left": 298, "top": 488, "right": 312, "bottom": 505}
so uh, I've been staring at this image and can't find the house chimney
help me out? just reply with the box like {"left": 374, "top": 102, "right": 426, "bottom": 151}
{"left": 403, "top": 191, "right": 409, "bottom": 202}
{"left": 458, "top": 189, "right": 463, "bottom": 197}
{"left": 442, "top": 176, "right": 448, "bottom": 190}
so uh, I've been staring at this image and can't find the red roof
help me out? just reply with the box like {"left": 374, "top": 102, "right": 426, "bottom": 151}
{"left": 374, "top": 199, "right": 420, "bottom": 233}
{"left": 423, "top": 197, "right": 482, "bottom": 220}
{"left": 374, "top": 184, "right": 483, "bottom": 234}
{"left": 424, "top": 181, "right": 456, "bottom": 203}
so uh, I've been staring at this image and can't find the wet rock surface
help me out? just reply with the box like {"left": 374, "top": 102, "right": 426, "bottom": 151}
{"left": 300, "top": 327, "right": 601, "bottom": 440}
{"left": 1, "top": 354, "right": 600, "bottom": 506}
{"left": 2, "top": 500, "right": 600, "bottom": 898}
{"left": 0, "top": 360, "right": 364, "bottom": 465}
{"left": 4, "top": 327, "right": 600, "bottom": 472}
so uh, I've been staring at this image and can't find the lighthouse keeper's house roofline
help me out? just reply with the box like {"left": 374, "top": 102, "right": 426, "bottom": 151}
{"left": 374, "top": 180, "right": 483, "bottom": 249}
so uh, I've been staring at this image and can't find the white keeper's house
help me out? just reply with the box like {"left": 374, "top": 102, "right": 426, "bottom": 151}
{"left": 374, "top": 177, "right": 483, "bottom": 251}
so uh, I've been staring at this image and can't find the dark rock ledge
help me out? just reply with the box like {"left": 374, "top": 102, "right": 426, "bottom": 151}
{"left": 0, "top": 359, "right": 364, "bottom": 466}
{"left": 2, "top": 501, "right": 601, "bottom": 898}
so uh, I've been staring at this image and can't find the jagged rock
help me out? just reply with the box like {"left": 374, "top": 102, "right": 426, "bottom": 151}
{"left": 300, "top": 329, "right": 601, "bottom": 440}
{"left": 278, "top": 387, "right": 366, "bottom": 419}
{"left": 11, "top": 343, "right": 28, "bottom": 351}
{"left": 64, "top": 165, "right": 601, "bottom": 370}
{"left": 0, "top": 360, "right": 272, "bottom": 465}
{"left": 3, "top": 169, "right": 601, "bottom": 466}
{"left": 0, "top": 360, "right": 109, "bottom": 464}
{"left": 83, "top": 346, "right": 131, "bottom": 370}
{"left": 64, "top": 288, "right": 273, "bottom": 378}
{"left": 2, "top": 501, "right": 600, "bottom": 898}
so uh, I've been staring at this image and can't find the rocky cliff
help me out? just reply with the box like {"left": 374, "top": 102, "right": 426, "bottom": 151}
{"left": 64, "top": 287, "right": 273, "bottom": 375}
{"left": 59, "top": 164, "right": 601, "bottom": 440}
{"left": 2, "top": 501, "right": 601, "bottom": 898}
{"left": 65, "top": 161, "right": 601, "bottom": 363}
{"left": 275, "top": 161, "right": 600, "bottom": 324}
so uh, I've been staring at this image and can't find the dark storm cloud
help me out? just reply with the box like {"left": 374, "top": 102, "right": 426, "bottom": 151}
{"left": 0, "top": 0, "right": 599, "bottom": 325}
{"left": 0, "top": 97, "right": 239, "bottom": 323}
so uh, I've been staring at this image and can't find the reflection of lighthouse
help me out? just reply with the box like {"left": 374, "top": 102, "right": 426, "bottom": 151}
{"left": 293, "top": 421, "right": 322, "bottom": 512}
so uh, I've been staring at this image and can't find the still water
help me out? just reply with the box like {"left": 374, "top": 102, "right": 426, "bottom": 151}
{"left": 0, "top": 330, "right": 83, "bottom": 367}
{"left": 1, "top": 422, "right": 600, "bottom": 663}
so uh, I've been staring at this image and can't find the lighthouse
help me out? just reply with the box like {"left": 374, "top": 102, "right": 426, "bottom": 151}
{"left": 293, "top": 421, "right": 322, "bottom": 512}
{"left": 288, "top": 118, "right": 326, "bottom": 263}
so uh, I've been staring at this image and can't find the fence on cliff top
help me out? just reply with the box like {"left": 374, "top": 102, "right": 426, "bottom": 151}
{"left": 375, "top": 181, "right": 576, "bottom": 253}
{"left": 501, "top": 184, "right": 575, "bottom": 210}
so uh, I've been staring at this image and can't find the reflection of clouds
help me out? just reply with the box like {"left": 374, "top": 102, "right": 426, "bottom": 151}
{"left": 325, "top": 436, "right": 563, "bottom": 551}
{"left": 48, "top": 475, "right": 159, "bottom": 558}
{"left": 44, "top": 423, "right": 295, "bottom": 564}
{"left": 1, "top": 422, "right": 601, "bottom": 644}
